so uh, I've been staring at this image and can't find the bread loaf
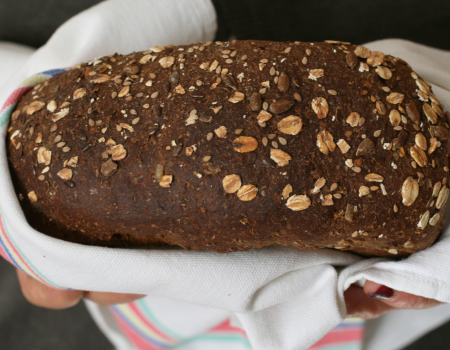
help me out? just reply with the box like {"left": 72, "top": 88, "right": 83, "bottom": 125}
{"left": 6, "top": 40, "right": 450, "bottom": 257}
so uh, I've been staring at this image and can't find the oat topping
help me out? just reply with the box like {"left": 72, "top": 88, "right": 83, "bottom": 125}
{"left": 432, "top": 103, "right": 444, "bottom": 118}
{"left": 237, "top": 184, "right": 258, "bottom": 201}
{"left": 286, "top": 195, "right": 311, "bottom": 211}
{"left": 429, "top": 213, "right": 441, "bottom": 226}
{"left": 26, "top": 101, "right": 45, "bottom": 115}
{"left": 317, "top": 129, "right": 336, "bottom": 154}
{"left": 92, "top": 74, "right": 111, "bottom": 83}
{"left": 120, "top": 123, "right": 134, "bottom": 132}
{"left": 410, "top": 145, "right": 428, "bottom": 167}
{"left": 35, "top": 133, "right": 43, "bottom": 143}
{"left": 354, "top": 46, "right": 371, "bottom": 58}
{"left": 375, "top": 66, "right": 392, "bottom": 80}
{"left": 311, "top": 97, "right": 329, "bottom": 119}
{"left": 229, "top": 91, "right": 245, "bottom": 103}
{"left": 232, "top": 136, "right": 258, "bottom": 153}
{"left": 367, "top": 51, "right": 385, "bottom": 67}
{"left": 386, "top": 92, "right": 405, "bottom": 104}
{"left": 105, "top": 138, "right": 116, "bottom": 146}
{"left": 436, "top": 186, "right": 449, "bottom": 209}
{"left": 175, "top": 85, "right": 185, "bottom": 94}
{"left": 185, "top": 110, "right": 199, "bottom": 126}
{"left": 110, "top": 144, "right": 127, "bottom": 161}
{"left": 278, "top": 72, "right": 289, "bottom": 92}
{"left": 346, "top": 112, "right": 360, "bottom": 127}
{"left": 37, "top": 147, "right": 51, "bottom": 165}
{"left": 336, "top": 139, "right": 351, "bottom": 154}
{"left": 277, "top": 116, "right": 302, "bottom": 135}
{"left": 117, "top": 85, "right": 130, "bottom": 98}
{"left": 159, "top": 56, "right": 175, "bottom": 68}
{"left": 311, "top": 177, "right": 326, "bottom": 194}
{"left": 28, "top": 191, "right": 38, "bottom": 203}
{"left": 67, "top": 156, "right": 78, "bottom": 167}
{"left": 416, "top": 79, "right": 430, "bottom": 94}
{"left": 423, "top": 103, "right": 438, "bottom": 124}
{"left": 214, "top": 126, "right": 227, "bottom": 138}
{"left": 321, "top": 194, "right": 334, "bottom": 206}
{"left": 359, "top": 62, "right": 369, "bottom": 72}
{"left": 417, "top": 210, "right": 431, "bottom": 229}
{"left": 57, "top": 168, "right": 73, "bottom": 180}
{"left": 159, "top": 175, "right": 173, "bottom": 188}
{"left": 223, "top": 175, "right": 242, "bottom": 194}
{"left": 308, "top": 69, "right": 324, "bottom": 80}
{"left": 47, "top": 100, "right": 57, "bottom": 112}
{"left": 257, "top": 110, "right": 273, "bottom": 123}
{"left": 365, "top": 174, "right": 384, "bottom": 182}
{"left": 150, "top": 45, "right": 165, "bottom": 53}
{"left": 359, "top": 186, "right": 370, "bottom": 197}
{"left": 199, "top": 62, "right": 210, "bottom": 70}
{"left": 415, "top": 133, "right": 427, "bottom": 150}
{"left": 428, "top": 137, "right": 438, "bottom": 155}
{"left": 389, "top": 110, "right": 401, "bottom": 126}
{"left": 282, "top": 184, "right": 293, "bottom": 199}
{"left": 212, "top": 106, "right": 223, "bottom": 114}
{"left": 402, "top": 177, "right": 419, "bottom": 206}
{"left": 270, "top": 148, "right": 292, "bottom": 167}
{"left": 52, "top": 108, "right": 69, "bottom": 122}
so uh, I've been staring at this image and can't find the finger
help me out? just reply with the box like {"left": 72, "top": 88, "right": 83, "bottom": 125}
{"left": 344, "top": 284, "right": 395, "bottom": 319}
{"left": 364, "top": 281, "right": 442, "bottom": 310}
{"left": 16, "top": 268, "right": 82, "bottom": 309}
{"left": 83, "top": 291, "right": 146, "bottom": 305}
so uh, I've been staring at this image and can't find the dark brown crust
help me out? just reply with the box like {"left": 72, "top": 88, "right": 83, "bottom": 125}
{"left": 6, "top": 40, "right": 450, "bottom": 257}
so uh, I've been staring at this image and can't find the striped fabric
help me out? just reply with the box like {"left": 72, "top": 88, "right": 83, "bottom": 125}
{"left": 109, "top": 300, "right": 364, "bottom": 350}
{"left": 308, "top": 318, "right": 365, "bottom": 350}
{"left": 110, "top": 300, "right": 251, "bottom": 350}
{"left": 1, "top": 70, "right": 364, "bottom": 350}
{"left": 0, "top": 69, "right": 67, "bottom": 127}
{"left": 0, "top": 68, "right": 68, "bottom": 289}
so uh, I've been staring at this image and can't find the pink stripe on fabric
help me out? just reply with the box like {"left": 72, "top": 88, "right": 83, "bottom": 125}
{"left": 207, "top": 319, "right": 248, "bottom": 337}
{"left": 308, "top": 327, "right": 364, "bottom": 349}
{"left": 0, "top": 241, "right": 12, "bottom": 264}
{"left": 0, "top": 212, "right": 54, "bottom": 287}
{"left": 113, "top": 311, "right": 164, "bottom": 350}
{"left": 1, "top": 86, "right": 32, "bottom": 111}
{"left": 129, "top": 302, "right": 177, "bottom": 342}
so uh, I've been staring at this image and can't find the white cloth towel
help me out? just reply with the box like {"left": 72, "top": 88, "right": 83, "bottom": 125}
{"left": 1, "top": 1, "right": 450, "bottom": 349}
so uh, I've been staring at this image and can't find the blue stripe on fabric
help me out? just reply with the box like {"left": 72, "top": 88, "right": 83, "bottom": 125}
{"left": 136, "top": 299, "right": 185, "bottom": 340}
{"left": 334, "top": 323, "right": 365, "bottom": 329}
{"left": 0, "top": 226, "right": 23, "bottom": 272}
{"left": 0, "top": 207, "right": 63, "bottom": 288}
{"left": 313, "top": 343, "right": 361, "bottom": 350}
{"left": 170, "top": 334, "right": 252, "bottom": 350}
{"left": 111, "top": 305, "right": 171, "bottom": 348}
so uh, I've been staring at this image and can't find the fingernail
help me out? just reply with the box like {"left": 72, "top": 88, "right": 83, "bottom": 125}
{"left": 367, "top": 285, "right": 395, "bottom": 300}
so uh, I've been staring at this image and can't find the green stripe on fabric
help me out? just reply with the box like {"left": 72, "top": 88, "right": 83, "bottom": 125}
{"left": 0, "top": 105, "right": 14, "bottom": 127}
{"left": 0, "top": 74, "right": 52, "bottom": 127}
{"left": 0, "top": 206, "right": 63, "bottom": 288}
{"left": 313, "top": 343, "right": 361, "bottom": 350}
{"left": 136, "top": 299, "right": 184, "bottom": 339}
{"left": 170, "top": 334, "right": 252, "bottom": 349}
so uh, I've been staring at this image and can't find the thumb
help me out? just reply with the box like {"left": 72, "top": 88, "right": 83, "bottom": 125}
{"left": 364, "top": 280, "right": 441, "bottom": 310}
